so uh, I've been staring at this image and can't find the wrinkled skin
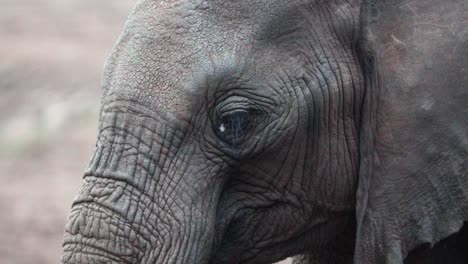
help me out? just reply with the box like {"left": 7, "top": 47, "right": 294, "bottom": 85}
{"left": 62, "top": 0, "right": 467, "bottom": 263}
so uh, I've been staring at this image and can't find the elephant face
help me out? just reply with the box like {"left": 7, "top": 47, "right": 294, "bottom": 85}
{"left": 62, "top": 0, "right": 468, "bottom": 263}
{"left": 63, "top": 0, "right": 362, "bottom": 263}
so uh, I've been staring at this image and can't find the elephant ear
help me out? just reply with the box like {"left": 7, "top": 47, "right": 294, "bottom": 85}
{"left": 355, "top": 0, "right": 468, "bottom": 262}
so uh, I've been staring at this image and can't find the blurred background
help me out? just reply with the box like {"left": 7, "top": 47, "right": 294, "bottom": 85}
{"left": 0, "top": 1, "right": 291, "bottom": 263}
{"left": 0, "top": 0, "right": 135, "bottom": 263}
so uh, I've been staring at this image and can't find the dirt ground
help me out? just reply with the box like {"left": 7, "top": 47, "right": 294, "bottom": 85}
{"left": 0, "top": 1, "right": 291, "bottom": 263}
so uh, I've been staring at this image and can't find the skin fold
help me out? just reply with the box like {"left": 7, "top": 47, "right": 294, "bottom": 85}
{"left": 62, "top": 0, "right": 467, "bottom": 263}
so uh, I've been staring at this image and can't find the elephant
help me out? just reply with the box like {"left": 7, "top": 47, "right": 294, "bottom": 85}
{"left": 62, "top": 0, "right": 467, "bottom": 263}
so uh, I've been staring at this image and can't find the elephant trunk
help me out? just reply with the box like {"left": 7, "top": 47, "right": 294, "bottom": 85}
{"left": 62, "top": 111, "right": 219, "bottom": 264}
{"left": 62, "top": 179, "right": 214, "bottom": 264}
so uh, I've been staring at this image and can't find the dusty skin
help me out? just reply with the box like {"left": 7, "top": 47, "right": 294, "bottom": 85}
{"left": 61, "top": 0, "right": 466, "bottom": 263}
{"left": 0, "top": 0, "right": 291, "bottom": 263}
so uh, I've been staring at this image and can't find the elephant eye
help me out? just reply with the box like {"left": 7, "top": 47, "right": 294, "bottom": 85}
{"left": 215, "top": 110, "right": 253, "bottom": 147}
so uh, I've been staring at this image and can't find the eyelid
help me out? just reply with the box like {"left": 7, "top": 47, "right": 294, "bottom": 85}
{"left": 217, "top": 99, "right": 254, "bottom": 116}
{"left": 218, "top": 107, "right": 251, "bottom": 119}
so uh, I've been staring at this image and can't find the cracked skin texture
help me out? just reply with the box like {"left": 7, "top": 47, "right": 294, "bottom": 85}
{"left": 62, "top": 0, "right": 467, "bottom": 263}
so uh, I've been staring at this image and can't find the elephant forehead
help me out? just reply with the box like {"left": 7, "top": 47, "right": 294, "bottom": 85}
{"left": 102, "top": 0, "right": 307, "bottom": 118}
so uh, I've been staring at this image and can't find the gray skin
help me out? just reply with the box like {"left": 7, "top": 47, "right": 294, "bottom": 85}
{"left": 62, "top": 0, "right": 467, "bottom": 263}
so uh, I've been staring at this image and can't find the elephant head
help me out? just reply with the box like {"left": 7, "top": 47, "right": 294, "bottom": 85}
{"left": 62, "top": 0, "right": 467, "bottom": 263}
